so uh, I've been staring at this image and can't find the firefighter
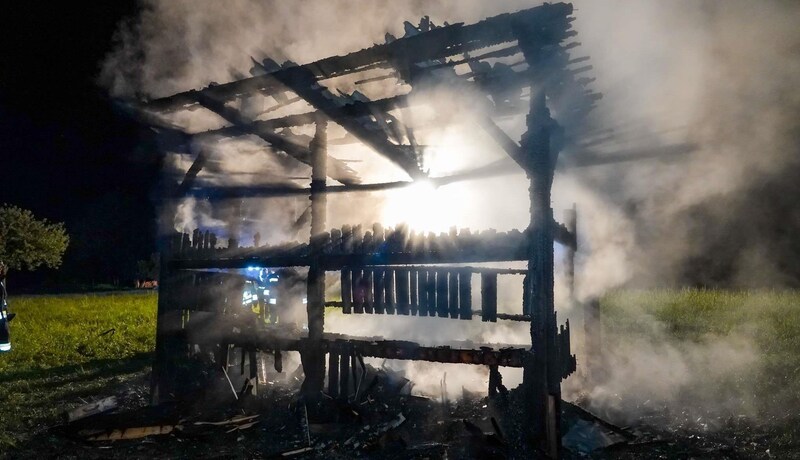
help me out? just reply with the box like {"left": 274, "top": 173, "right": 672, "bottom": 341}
{"left": 0, "top": 261, "right": 14, "bottom": 352}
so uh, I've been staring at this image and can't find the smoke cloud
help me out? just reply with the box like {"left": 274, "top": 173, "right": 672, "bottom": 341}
{"left": 102, "top": 0, "right": 800, "bottom": 431}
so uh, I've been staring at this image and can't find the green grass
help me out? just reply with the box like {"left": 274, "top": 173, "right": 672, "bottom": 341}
{"left": 0, "top": 292, "right": 157, "bottom": 449}
{"left": 602, "top": 288, "right": 800, "bottom": 356}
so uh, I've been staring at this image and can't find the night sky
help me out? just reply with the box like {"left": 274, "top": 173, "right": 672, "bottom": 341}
{"left": 1, "top": 3, "right": 157, "bottom": 290}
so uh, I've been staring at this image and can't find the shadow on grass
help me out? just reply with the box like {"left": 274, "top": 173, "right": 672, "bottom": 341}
{"left": 1, "top": 352, "right": 154, "bottom": 386}
{"left": 1, "top": 353, "right": 158, "bottom": 460}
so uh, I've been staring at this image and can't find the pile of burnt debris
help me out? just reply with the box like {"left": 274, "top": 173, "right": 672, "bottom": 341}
{"left": 48, "top": 363, "right": 633, "bottom": 459}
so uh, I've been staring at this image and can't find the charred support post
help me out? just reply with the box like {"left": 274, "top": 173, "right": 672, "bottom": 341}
{"left": 516, "top": 24, "right": 562, "bottom": 457}
{"left": 302, "top": 117, "right": 328, "bottom": 396}
{"left": 151, "top": 236, "right": 179, "bottom": 404}
{"left": 339, "top": 343, "right": 351, "bottom": 399}
{"left": 327, "top": 351, "right": 340, "bottom": 398}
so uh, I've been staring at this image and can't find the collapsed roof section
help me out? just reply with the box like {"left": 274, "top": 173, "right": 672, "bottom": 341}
{"left": 132, "top": 2, "right": 602, "bottom": 200}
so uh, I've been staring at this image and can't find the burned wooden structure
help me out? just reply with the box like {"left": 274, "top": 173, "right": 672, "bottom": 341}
{"left": 133, "top": 3, "right": 604, "bottom": 456}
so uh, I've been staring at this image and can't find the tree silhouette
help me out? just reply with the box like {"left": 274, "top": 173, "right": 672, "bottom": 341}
{"left": 0, "top": 204, "right": 69, "bottom": 271}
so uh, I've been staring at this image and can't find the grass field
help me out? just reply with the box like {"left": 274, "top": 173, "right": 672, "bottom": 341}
{"left": 601, "top": 289, "right": 800, "bottom": 404}
{"left": 0, "top": 292, "right": 157, "bottom": 448}
{"left": 0, "top": 289, "right": 798, "bottom": 453}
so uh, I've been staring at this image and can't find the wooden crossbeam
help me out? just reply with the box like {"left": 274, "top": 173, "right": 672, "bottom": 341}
{"left": 192, "top": 92, "right": 361, "bottom": 185}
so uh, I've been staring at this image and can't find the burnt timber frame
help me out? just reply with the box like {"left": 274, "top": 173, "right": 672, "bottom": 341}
{"left": 139, "top": 3, "right": 593, "bottom": 457}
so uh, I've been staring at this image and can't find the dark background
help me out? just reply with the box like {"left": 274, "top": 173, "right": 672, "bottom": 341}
{"left": 0, "top": 3, "right": 159, "bottom": 291}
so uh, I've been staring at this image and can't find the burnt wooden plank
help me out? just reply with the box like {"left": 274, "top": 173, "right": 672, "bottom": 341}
{"left": 396, "top": 269, "right": 410, "bottom": 315}
{"left": 384, "top": 269, "right": 395, "bottom": 314}
{"left": 459, "top": 270, "right": 473, "bottom": 320}
{"left": 448, "top": 270, "right": 459, "bottom": 319}
{"left": 371, "top": 269, "right": 382, "bottom": 314}
{"left": 481, "top": 273, "right": 497, "bottom": 322}
{"left": 409, "top": 269, "right": 419, "bottom": 316}
{"left": 436, "top": 270, "right": 449, "bottom": 318}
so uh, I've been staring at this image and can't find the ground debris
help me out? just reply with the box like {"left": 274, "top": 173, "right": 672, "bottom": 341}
{"left": 64, "top": 396, "right": 119, "bottom": 423}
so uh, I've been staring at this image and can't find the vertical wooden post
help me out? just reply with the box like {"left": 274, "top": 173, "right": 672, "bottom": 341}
{"left": 518, "top": 61, "right": 560, "bottom": 458}
{"left": 339, "top": 344, "right": 350, "bottom": 399}
{"left": 448, "top": 270, "right": 459, "bottom": 318}
{"left": 417, "top": 271, "right": 426, "bottom": 316}
{"left": 302, "top": 116, "right": 327, "bottom": 396}
{"left": 410, "top": 269, "right": 419, "bottom": 316}
{"left": 328, "top": 352, "right": 340, "bottom": 398}
{"left": 436, "top": 270, "right": 448, "bottom": 317}
{"left": 481, "top": 273, "right": 497, "bottom": 322}
{"left": 151, "top": 234, "right": 176, "bottom": 404}
{"left": 352, "top": 269, "right": 363, "bottom": 314}
{"left": 396, "top": 269, "right": 410, "bottom": 315}
{"left": 384, "top": 269, "right": 396, "bottom": 314}
{"left": 364, "top": 269, "right": 384, "bottom": 313}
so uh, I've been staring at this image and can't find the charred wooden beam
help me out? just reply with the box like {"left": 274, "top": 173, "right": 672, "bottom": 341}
{"left": 225, "top": 330, "right": 533, "bottom": 368}
{"left": 142, "top": 4, "right": 574, "bottom": 113}
{"left": 192, "top": 92, "right": 360, "bottom": 186}
{"left": 302, "top": 118, "right": 328, "bottom": 396}
{"left": 269, "top": 65, "right": 424, "bottom": 179}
